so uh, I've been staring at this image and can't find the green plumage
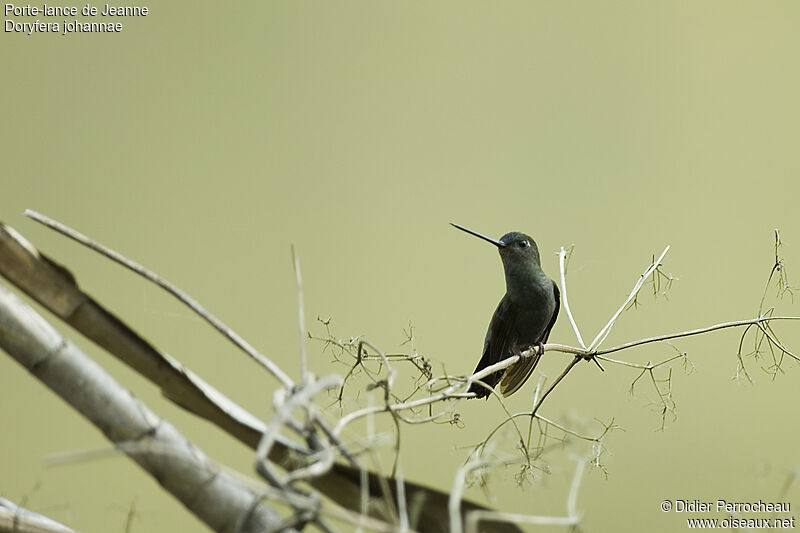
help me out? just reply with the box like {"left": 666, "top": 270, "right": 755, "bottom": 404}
{"left": 451, "top": 224, "right": 560, "bottom": 399}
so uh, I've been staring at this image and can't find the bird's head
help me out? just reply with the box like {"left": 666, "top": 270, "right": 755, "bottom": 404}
{"left": 497, "top": 231, "right": 541, "bottom": 266}
{"left": 450, "top": 223, "right": 542, "bottom": 268}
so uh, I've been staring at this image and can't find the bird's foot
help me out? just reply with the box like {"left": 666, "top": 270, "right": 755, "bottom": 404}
{"left": 536, "top": 341, "right": 545, "bottom": 356}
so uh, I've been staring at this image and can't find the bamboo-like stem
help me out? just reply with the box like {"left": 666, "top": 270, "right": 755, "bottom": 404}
{"left": 0, "top": 283, "right": 293, "bottom": 533}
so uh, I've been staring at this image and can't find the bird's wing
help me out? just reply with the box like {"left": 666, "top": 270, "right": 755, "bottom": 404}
{"left": 468, "top": 296, "right": 516, "bottom": 397}
{"left": 542, "top": 281, "right": 560, "bottom": 343}
{"left": 498, "top": 280, "right": 561, "bottom": 397}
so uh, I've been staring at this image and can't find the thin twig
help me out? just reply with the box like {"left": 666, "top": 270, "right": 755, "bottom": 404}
{"left": 531, "top": 356, "right": 581, "bottom": 418}
{"left": 558, "top": 246, "right": 585, "bottom": 349}
{"left": 590, "top": 316, "right": 800, "bottom": 357}
{"left": 588, "top": 246, "right": 670, "bottom": 350}
{"left": 331, "top": 314, "right": 800, "bottom": 437}
{"left": 25, "top": 209, "right": 295, "bottom": 389}
{"left": 394, "top": 464, "right": 410, "bottom": 532}
{"left": 292, "top": 244, "right": 309, "bottom": 385}
{"left": 463, "top": 455, "right": 587, "bottom": 533}
{"left": 565, "top": 456, "right": 587, "bottom": 520}
{"left": 255, "top": 375, "right": 342, "bottom": 488}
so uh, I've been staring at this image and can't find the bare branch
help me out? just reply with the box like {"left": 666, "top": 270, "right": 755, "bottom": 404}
{"left": 0, "top": 497, "right": 79, "bottom": 533}
{"left": 0, "top": 220, "right": 516, "bottom": 533}
{"left": 531, "top": 356, "right": 581, "bottom": 418}
{"left": 759, "top": 229, "right": 796, "bottom": 314}
{"left": 256, "top": 375, "right": 342, "bottom": 489}
{"left": 8, "top": 213, "right": 797, "bottom": 533}
{"left": 291, "top": 244, "right": 310, "bottom": 385}
{"left": 589, "top": 246, "right": 670, "bottom": 350}
{"left": 463, "top": 456, "right": 588, "bottom": 533}
{"left": 590, "top": 316, "right": 800, "bottom": 358}
{"left": 24, "top": 209, "right": 296, "bottom": 389}
{"left": 0, "top": 283, "right": 294, "bottom": 533}
{"left": 558, "top": 246, "right": 585, "bottom": 349}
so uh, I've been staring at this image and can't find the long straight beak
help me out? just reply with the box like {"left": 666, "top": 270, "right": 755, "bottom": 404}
{"left": 450, "top": 223, "right": 505, "bottom": 248}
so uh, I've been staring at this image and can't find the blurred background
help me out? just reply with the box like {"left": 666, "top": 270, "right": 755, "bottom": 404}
{"left": 2, "top": 2, "right": 799, "bottom": 531}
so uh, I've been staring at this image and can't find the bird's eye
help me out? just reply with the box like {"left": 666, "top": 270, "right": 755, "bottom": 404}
{"left": 517, "top": 240, "right": 530, "bottom": 248}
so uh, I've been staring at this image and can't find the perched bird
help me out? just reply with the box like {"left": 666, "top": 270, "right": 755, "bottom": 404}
{"left": 452, "top": 223, "right": 560, "bottom": 399}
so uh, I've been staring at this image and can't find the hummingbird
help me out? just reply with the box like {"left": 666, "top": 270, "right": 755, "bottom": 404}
{"left": 452, "top": 223, "right": 560, "bottom": 399}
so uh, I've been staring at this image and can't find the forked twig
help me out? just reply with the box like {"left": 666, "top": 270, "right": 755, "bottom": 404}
{"left": 589, "top": 246, "right": 670, "bottom": 351}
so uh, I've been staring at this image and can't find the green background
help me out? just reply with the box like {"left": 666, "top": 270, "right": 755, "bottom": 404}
{"left": 2, "top": 2, "right": 799, "bottom": 531}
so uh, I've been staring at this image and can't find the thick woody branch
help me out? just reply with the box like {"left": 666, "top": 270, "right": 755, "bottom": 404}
{"left": 0, "top": 283, "right": 293, "bottom": 533}
{"left": 0, "top": 220, "right": 516, "bottom": 533}
{"left": 0, "top": 497, "right": 78, "bottom": 533}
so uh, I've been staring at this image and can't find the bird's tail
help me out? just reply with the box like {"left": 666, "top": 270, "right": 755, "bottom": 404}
{"left": 467, "top": 365, "right": 504, "bottom": 399}
{"left": 497, "top": 351, "right": 541, "bottom": 397}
